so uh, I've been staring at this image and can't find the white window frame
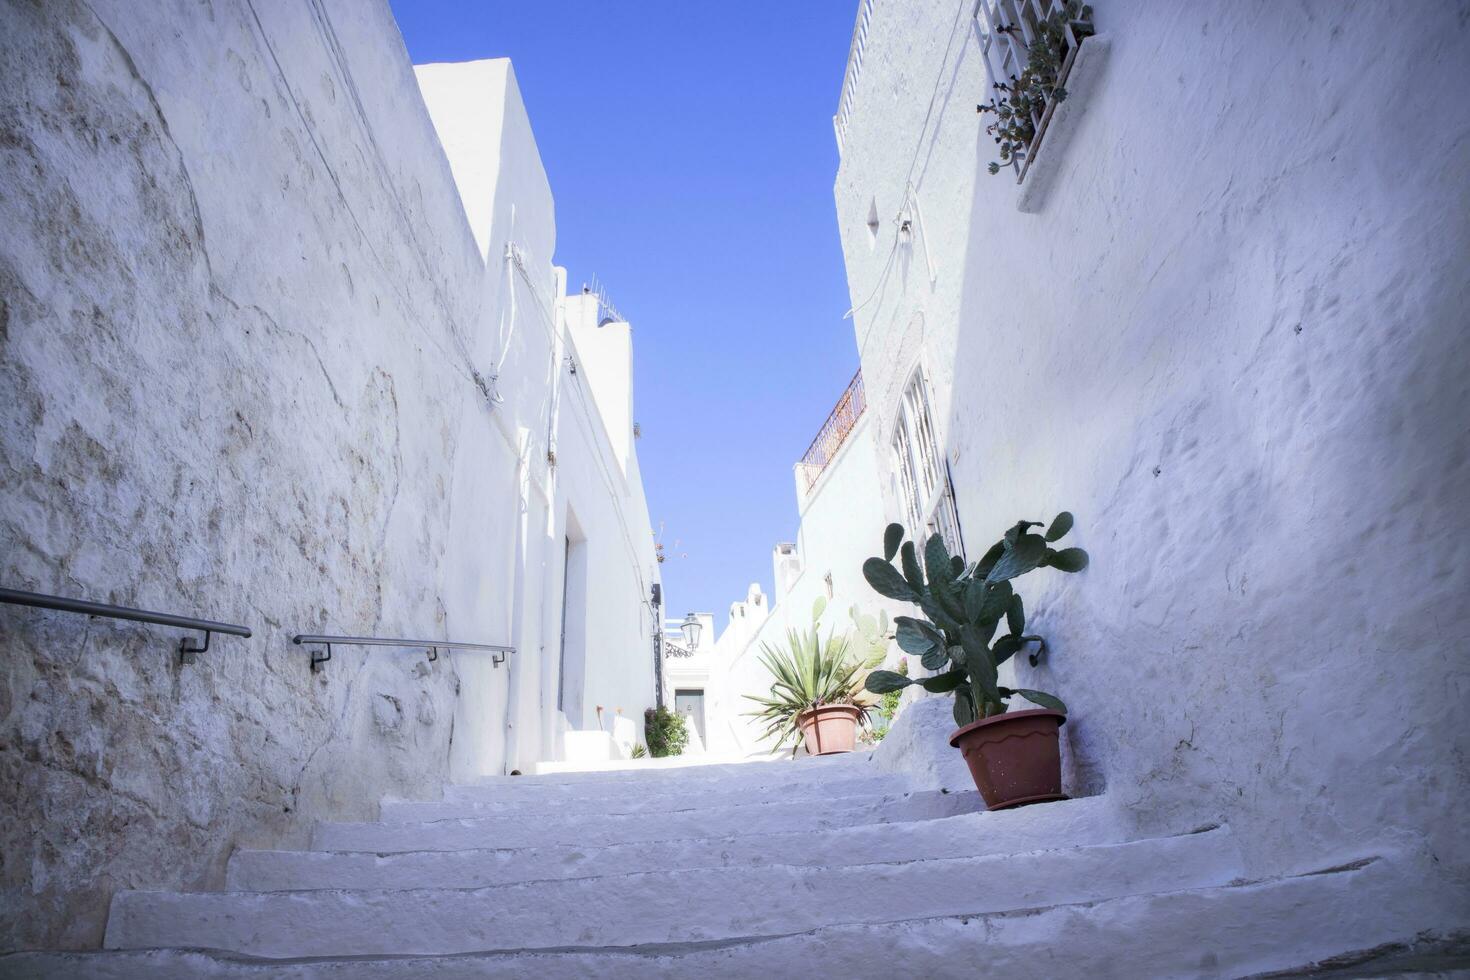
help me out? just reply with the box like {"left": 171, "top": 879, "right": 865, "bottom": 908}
{"left": 890, "top": 367, "right": 963, "bottom": 559}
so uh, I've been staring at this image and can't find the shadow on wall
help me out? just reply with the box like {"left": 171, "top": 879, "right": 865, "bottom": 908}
{"left": 943, "top": 2, "right": 1469, "bottom": 878}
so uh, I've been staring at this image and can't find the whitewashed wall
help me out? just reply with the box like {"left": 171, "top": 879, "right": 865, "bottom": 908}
{"left": 0, "top": 3, "right": 657, "bottom": 951}
{"left": 416, "top": 66, "right": 659, "bottom": 774}
{"left": 833, "top": 0, "right": 1469, "bottom": 887}
{"left": 705, "top": 414, "right": 898, "bottom": 755}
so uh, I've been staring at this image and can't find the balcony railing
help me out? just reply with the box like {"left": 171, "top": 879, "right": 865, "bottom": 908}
{"left": 833, "top": 0, "right": 875, "bottom": 153}
{"left": 663, "top": 639, "right": 696, "bottom": 659}
{"left": 797, "top": 370, "right": 867, "bottom": 492}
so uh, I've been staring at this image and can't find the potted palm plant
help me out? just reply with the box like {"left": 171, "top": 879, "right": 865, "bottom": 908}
{"left": 744, "top": 626, "right": 875, "bottom": 756}
{"left": 862, "top": 514, "right": 1088, "bottom": 809}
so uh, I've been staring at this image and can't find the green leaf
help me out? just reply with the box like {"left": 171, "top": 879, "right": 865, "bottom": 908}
{"left": 986, "top": 533, "right": 1047, "bottom": 583}
{"left": 960, "top": 625, "right": 1000, "bottom": 704}
{"left": 930, "top": 574, "right": 967, "bottom": 625}
{"left": 953, "top": 687, "right": 977, "bottom": 727}
{"left": 977, "top": 579, "right": 1014, "bottom": 624}
{"left": 1006, "top": 593, "right": 1025, "bottom": 635}
{"left": 1047, "top": 547, "right": 1089, "bottom": 573}
{"left": 1045, "top": 512, "right": 1073, "bottom": 542}
{"left": 864, "top": 558, "right": 918, "bottom": 601}
{"left": 924, "top": 533, "right": 954, "bottom": 585}
{"left": 919, "top": 669, "right": 966, "bottom": 693}
{"left": 974, "top": 541, "right": 1006, "bottom": 579}
{"left": 1004, "top": 520, "right": 1042, "bottom": 547}
{"left": 1015, "top": 689, "right": 1067, "bottom": 713}
{"left": 920, "top": 644, "right": 951, "bottom": 671}
{"left": 900, "top": 542, "right": 925, "bottom": 594}
{"left": 949, "top": 555, "right": 966, "bottom": 579}
{"left": 991, "top": 633, "right": 1025, "bottom": 666}
{"left": 919, "top": 595, "right": 963, "bottom": 635}
{"left": 883, "top": 523, "right": 905, "bottom": 561}
{"left": 963, "top": 578, "right": 987, "bottom": 622}
{"left": 864, "top": 670, "right": 914, "bottom": 694}
{"left": 946, "top": 642, "right": 967, "bottom": 668}
{"left": 811, "top": 595, "right": 828, "bottom": 622}
{"left": 894, "top": 616, "right": 939, "bottom": 655}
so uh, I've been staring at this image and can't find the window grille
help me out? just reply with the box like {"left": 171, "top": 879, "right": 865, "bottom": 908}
{"left": 974, "top": 0, "right": 1095, "bottom": 176}
{"left": 891, "top": 369, "right": 963, "bottom": 559}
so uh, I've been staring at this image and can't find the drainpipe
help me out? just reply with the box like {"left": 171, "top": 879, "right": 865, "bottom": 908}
{"left": 651, "top": 583, "right": 665, "bottom": 709}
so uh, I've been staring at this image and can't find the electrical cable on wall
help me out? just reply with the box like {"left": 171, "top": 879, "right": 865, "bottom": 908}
{"left": 843, "top": 0, "right": 969, "bottom": 326}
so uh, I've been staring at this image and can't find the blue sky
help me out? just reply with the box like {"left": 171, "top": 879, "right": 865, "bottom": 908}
{"left": 391, "top": 2, "right": 862, "bottom": 630}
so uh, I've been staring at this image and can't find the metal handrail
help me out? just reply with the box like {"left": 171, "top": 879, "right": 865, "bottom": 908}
{"left": 292, "top": 633, "right": 514, "bottom": 672}
{"left": 0, "top": 586, "right": 252, "bottom": 664}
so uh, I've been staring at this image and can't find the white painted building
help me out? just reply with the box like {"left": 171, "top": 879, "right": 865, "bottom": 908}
{"left": 831, "top": 0, "right": 1467, "bottom": 920}
{"left": 0, "top": 0, "right": 662, "bottom": 947}
{"left": 699, "top": 371, "right": 906, "bottom": 756}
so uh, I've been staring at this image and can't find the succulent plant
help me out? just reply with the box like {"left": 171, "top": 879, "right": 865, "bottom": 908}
{"left": 977, "top": 1, "right": 1095, "bottom": 175}
{"left": 847, "top": 605, "right": 891, "bottom": 668}
{"left": 861, "top": 513, "right": 1088, "bottom": 728}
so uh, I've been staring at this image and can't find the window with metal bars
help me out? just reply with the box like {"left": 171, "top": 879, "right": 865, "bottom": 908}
{"left": 974, "top": 0, "right": 1096, "bottom": 179}
{"left": 890, "top": 369, "right": 963, "bottom": 559}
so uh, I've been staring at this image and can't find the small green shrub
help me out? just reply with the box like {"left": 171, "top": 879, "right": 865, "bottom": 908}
{"left": 643, "top": 705, "right": 688, "bottom": 758}
{"left": 631, "top": 743, "right": 647, "bottom": 759}
{"left": 859, "top": 659, "right": 908, "bottom": 746}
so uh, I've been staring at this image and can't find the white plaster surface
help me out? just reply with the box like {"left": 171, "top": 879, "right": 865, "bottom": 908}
{"left": 309, "top": 787, "right": 979, "bottom": 852}
{"left": 227, "top": 796, "right": 1125, "bottom": 892}
{"left": 6, "top": 854, "right": 1464, "bottom": 979}
{"left": 703, "top": 412, "right": 902, "bottom": 756}
{"left": 1, "top": 1, "right": 659, "bottom": 951}
{"left": 381, "top": 770, "right": 909, "bottom": 820}
{"left": 103, "top": 828, "right": 1242, "bottom": 957}
{"left": 6, "top": 747, "right": 1466, "bottom": 975}
{"left": 831, "top": 0, "right": 1470, "bottom": 899}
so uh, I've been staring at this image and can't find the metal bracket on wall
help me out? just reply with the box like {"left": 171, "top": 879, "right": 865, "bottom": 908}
{"left": 306, "top": 642, "right": 333, "bottom": 672}
{"left": 292, "top": 634, "right": 513, "bottom": 673}
{"left": 179, "top": 630, "right": 211, "bottom": 666}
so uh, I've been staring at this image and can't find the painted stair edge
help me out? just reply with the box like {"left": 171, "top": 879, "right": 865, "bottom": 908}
{"left": 227, "top": 795, "right": 1125, "bottom": 891}
{"left": 51, "top": 850, "right": 1464, "bottom": 977}
{"left": 104, "top": 828, "right": 1246, "bottom": 957}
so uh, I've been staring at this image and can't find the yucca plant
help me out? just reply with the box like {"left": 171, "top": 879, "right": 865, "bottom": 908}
{"left": 744, "top": 626, "right": 870, "bottom": 753}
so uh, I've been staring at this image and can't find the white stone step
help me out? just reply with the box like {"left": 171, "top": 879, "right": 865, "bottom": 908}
{"left": 313, "top": 787, "right": 976, "bottom": 853}
{"left": 105, "top": 826, "right": 1243, "bottom": 958}
{"left": 466, "top": 753, "right": 868, "bottom": 790}
{"left": 230, "top": 794, "right": 1125, "bottom": 891}
{"left": 389, "top": 771, "right": 914, "bottom": 821}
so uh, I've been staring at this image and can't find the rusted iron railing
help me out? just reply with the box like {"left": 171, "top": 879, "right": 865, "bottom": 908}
{"left": 797, "top": 370, "right": 867, "bottom": 492}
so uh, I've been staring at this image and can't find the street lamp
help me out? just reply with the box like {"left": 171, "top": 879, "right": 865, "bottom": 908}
{"left": 680, "top": 613, "right": 703, "bottom": 651}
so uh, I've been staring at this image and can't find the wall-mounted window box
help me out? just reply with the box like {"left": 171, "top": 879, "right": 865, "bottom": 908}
{"left": 975, "top": 0, "right": 1110, "bottom": 212}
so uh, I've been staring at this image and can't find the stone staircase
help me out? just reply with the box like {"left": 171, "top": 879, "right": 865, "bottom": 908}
{"left": 5, "top": 731, "right": 1463, "bottom": 977}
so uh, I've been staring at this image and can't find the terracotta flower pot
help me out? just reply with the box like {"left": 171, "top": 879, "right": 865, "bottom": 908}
{"left": 949, "top": 708, "right": 1067, "bottom": 810}
{"left": 796, "top": 704, "right": 863, "bottom": 756}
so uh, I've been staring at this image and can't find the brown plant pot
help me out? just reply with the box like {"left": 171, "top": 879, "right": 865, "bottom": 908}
{"left": 949, "top": 708, "right": 1068, "bottom": 810}
{"left": 796, "top": 704, "right": 863, "bottom": 756}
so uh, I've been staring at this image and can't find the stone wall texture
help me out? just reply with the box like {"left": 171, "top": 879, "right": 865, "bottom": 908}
{"left": 0, "top": 0, "right": 494, "bottom": 950}
{"left": 834, "top": 0, "right": 1470, "bottom": 889}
